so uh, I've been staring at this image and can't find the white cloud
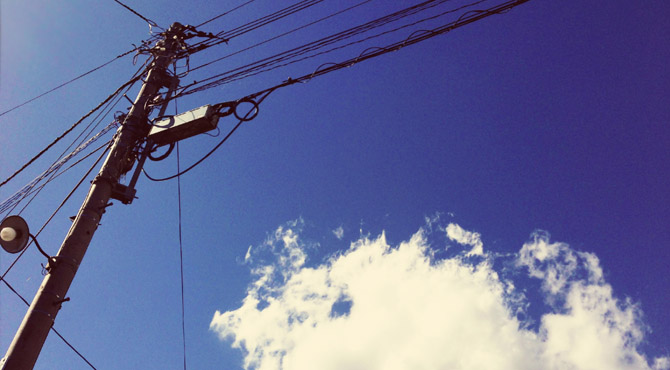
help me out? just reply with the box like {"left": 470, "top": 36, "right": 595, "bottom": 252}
{"left": 210, "top": 223, "right": 667, "bottom": 370}
{"left": 445, "top": 223, "right": 484, "bottom": 256}
{"left": 332, "top": 226, "right": 344, "bottom": 240}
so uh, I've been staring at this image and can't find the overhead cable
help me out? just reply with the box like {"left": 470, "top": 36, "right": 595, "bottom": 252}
{"left": 112, "top": 0, "right": 162, "bottom": 32}
{"left": 181, "top": 0, "right": 528, "bottom": 100}
{"left": 229, "top": 0, "right": 530, "bottom": 106}
{"left": 143, "top": 91, "right": 269, "bottom": 182}
{"left": 187, "top": 0, "right": 326, "bottom": 54}
{"left": 0, "top": 48, "right": 139, "bottom": 119}
{"left": 212, "top": 0, "right": 490, "bottom": 89}
{"left": 1, "top": 141, "right": 112, "bottom": 282}
{"left": 179, "top": 0, "right": 460, "bottom": 96}
{"left": 0, "top": 277, "right": 97, "bottom": 369}
{"left": 189, "top": 0, "right": 373, "bottom": 74}
{"left": 0, "top": 122, "right": 117, "bottom": 214}
{"left": 0, "top": 74, "right": 142, "bottom": 189}
{"left": 2, "top": 60, "right": 148, "bottom": 217}
{"left": 14, "top": 141, "right": 113, "bottom": 216}
{"left": 194, "top": 0, "right": 258, "bottom": 28}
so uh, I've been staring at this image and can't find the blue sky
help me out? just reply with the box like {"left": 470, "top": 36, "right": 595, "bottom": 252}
{"left": 1, "top": 1, "right": 669, "bottom": 369}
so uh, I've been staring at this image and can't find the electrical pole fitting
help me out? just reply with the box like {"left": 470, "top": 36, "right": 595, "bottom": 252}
{"left": 1, "top": 22, "right": 187, "bottom": 370}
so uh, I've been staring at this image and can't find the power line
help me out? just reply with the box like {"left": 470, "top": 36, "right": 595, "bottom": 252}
{"left": 217, "top": 0, "right": 489, "bottom": 88}
{"left": 0, "top": 48, "right": 139, "bottom": 119}
{"left": 2, "top": 60, "right": 147, "bottom": 217}
{"left": 143, "top": 91, "right": 270, "bottom": 182}
{"left": 178, "top": 0, "right": 462, "bottom": 96}
{"left": 0, "top": 74, "right": 142, "bottom": 189}
{"left": 194, "top": 0, "right": 258, "bottom": 28}
{"left": 176, "top": 141, "right": 187, "bottom": 370}
{"left": 145, "top": 1, "right": 513, "bottom": 181}
{"left": 173, "top": 90, "right": 188, "bottom": 370}
{"left": 180, "top": 0, "right": 526, "bottom": 100}
{"left": 1, "top": 141, "right": 112, "bottom": 283}
{"left": 15, "top": 141, "right": 113, "bottom": 214}
{"left": 189, "top": 0, "right": 373, "bottom": 74}
{"left": 0, "top": 277, "right": 97, "bottom": 369}
{"left": 112, "top": 0, "right": 162, "bottom": 31}
{"left": 2, "top": 64, "right": 146, "bottom": 221}
{"left": 0, "top": 118, "right": 119, "bottom": 215}
{"left": 143, "top": 118, "right": 245, "bottom": 182}
{"left": 187, "top": 0, "right": 326, "bottom": 55}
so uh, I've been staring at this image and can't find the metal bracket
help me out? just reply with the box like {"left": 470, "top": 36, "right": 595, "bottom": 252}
{"left": 110, "top": 183, "right": 137, "bottom": 204}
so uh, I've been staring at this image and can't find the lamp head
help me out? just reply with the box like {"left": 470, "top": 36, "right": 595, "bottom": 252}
{"left": 0, "top": 215, "right": 30, "bottom": 254}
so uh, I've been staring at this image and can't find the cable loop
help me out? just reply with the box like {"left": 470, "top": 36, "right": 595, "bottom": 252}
{"left": 148, "top": 143, "right": 175, "bottom": 161}
{"left": 233, "top": 99, "right": 259, "bottom": 122}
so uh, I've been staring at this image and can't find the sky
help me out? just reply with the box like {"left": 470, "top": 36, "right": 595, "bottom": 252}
{"left": 1, "top": 0, "right": 669, "bottom": 369}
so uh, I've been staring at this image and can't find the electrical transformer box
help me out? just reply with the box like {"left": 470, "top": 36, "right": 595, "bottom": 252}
{"left": 148, "top": 105, "right": 219, "bottom": 146}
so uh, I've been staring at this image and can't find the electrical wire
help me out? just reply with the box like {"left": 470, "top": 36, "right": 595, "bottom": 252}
{"left": 189, "top": 0, "right": 373, "bottom": 74}
{"left": 12, "top": 140, "right": 113, "bottom": 217}
{"left": 180, "top": 0, "right": 526, "bottom": 100}
{"left": 0, "top": 142, "right": 111, "bottom": 367}
{"left": 0, "top": 277, "right": 97, "bottom": 369}
{"left": 0, "top": 117, "right": 119, "bottom": 215}
{"left": 0, "top": 74, "right": 143, "bottom": 190}
{"left": 2, "top": 59, "right": 148, "bottom": 217}
{"left": 112, "top": 0, "right": 162, "bottom": 32}
{"left": 187, "top": 0, "right": 326, "bottom": 55}
{"left": 176, "top": 141, "right": 187, "bottom": 370}
{"left": 194, "top": 0, "right": 258, "bottom": 28}
{"left": 0, "top": 59, "right": 148, "bottom": 217}
{"left": 1, "top": 141, "right": 112, "bottom": 283}
{"left": 16, "top": 141, "right": 112, "bottom": 210}
{"left": 173, "top": 88, "right": 188, "bottom": 370}
{"left": 202, "top": 0, "right": 488, "bottom": 90}
{"left": 178, "top": 0, "right": 459, "bottom": 96}
{"left": 143, "top": 118, "right": 244, "bottom": 182}
{"left": 143, "top": 90, "right": 271, "bottom": 182}
{"left": 216, "top": 0, "right": 325, "bottom": 40}
{"left": 0, "top": 47, "right": 139, "bottom": 119}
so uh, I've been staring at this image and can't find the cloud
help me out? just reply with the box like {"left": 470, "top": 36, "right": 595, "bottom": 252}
{"left": 445, "top": 223, "right": 484, "bottom": 256}
{"left": 210, "top": 222, "right": 668, "bottom": 370}
{"left": 332, "top": 226, "right": 344, "bottom": 240}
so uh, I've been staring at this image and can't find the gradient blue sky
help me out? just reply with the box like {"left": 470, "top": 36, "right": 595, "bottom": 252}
{"left": 1, "top": 1, "right": 669, "bottom": 369}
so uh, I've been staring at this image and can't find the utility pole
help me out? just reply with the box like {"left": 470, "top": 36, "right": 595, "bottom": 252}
{"left": 1, "top": 23, "right": 186, "bottom": 369}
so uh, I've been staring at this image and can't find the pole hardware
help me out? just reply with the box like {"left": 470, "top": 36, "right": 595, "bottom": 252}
{"left": 1, "top": 216, "right": 52, "bottom": 263}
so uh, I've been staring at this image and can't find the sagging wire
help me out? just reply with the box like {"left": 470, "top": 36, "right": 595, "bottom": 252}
{"left": 15, "top": 142, "right": 113, "bottom": 211}
{"left": 173, "top": 91, "right": 188, "bottom": 370}
{"left": 216, "top": 0, "right": 490, "bottom": 89}
{"left": 1, "top": 141, "right": 111, "bottom": 369}
{"left": 1, "top": 60, "right": 149, "bottom": 217}
{"left": 0, "top": 122, "right": 118, "bottom": 216}
{"left": 142, "top": 93, "right": 265, "bottom": 182}
{"left": 188, "top": 0, "right": 374, "bottom": 74}
{"left": 0, "top": 276, "right": 97, "bottom": 369}
{"left": 1, "top": 140, "right": 112, "bottom": 282}
{"left": 194, "top": 0, "right": 258, "bottom": 28}
{"left": 185, "top": 0, "right": 326, "bottom": 56}
{"left": 0, "top": 74, "right": 143, "bottom": 190}
{"left": 175, "top": 0, "right": 462, "bottom": 97}
{"left": 0, "top": 47, "right": 141, "bottom": 119}
{"left": 179, "top": 0, "right": 528, "bottom": 101}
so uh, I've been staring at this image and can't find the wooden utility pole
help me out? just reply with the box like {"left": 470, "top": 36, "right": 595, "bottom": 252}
{"left": 1, "top": 23, "right": 186, "bottom": 369}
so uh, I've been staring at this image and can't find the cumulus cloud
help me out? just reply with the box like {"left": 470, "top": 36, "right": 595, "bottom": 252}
{"left": 210, "top": 222, "right": 668, "bottom": 370}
